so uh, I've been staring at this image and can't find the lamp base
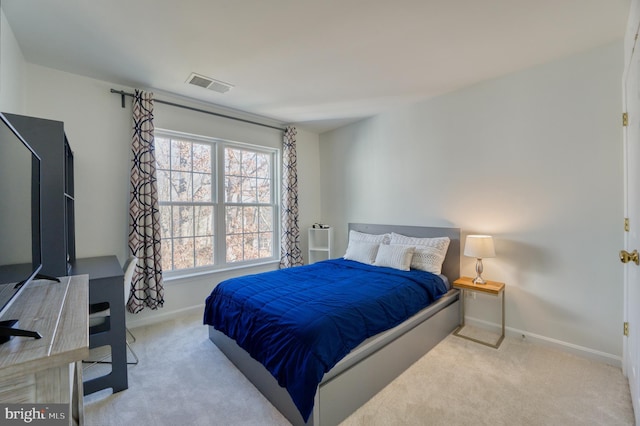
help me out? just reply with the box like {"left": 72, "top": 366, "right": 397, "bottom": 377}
{"left": 473, "top": 258, "right": 486, "bottom": 285}
{"left": 472, "top": 275, "right": 487, "bottom": 285}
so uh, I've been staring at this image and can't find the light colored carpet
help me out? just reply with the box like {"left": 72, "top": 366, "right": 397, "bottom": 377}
{"left": 84, "top": 312, "right": 634, "bottom": 426}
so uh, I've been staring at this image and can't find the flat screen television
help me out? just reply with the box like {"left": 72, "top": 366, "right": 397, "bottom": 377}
{"left": 0, "top": 112, "right": 44, "bottom": 342}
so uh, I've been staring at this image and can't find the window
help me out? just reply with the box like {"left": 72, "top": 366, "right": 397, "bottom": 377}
{"left": 155, "top": 130, "right": 278, "bottom": 273}
{"left": 224, "top": 148, "right": 275, "bottom": 263}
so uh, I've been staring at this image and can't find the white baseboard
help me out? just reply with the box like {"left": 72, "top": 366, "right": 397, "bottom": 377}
{"left": 465, "top": 316, "right": 622, "bottom": 368}
{"left": 125, "top": 306, "right": 622, "bottom": 368}
{"left": 126, "top": 304, "right": 205, "bottom": 330}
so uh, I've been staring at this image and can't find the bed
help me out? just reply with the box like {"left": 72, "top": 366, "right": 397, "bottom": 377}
{"left": 204, "top": 223, "right": 461, "bottom": 426}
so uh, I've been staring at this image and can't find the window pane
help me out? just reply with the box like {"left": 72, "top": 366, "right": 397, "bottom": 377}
{"left": 258, "top": 206, "right": 272, "bottom": 231}
{"left": 195, "top": 236, "right": 214, "bottom": 267}
{"left": 192, "top": 143, "right": 211, "bottom": 173}
{"left": 172, "top": 139, "right": 192, "bottom": 171}
{"left": 226, "top": 206, "right": 242, "bottom": 234}
{"left": 160, "top": 205, "right": 172, "bottom": 238}
{"left": 224, "top": 206, "right": 274, "bottom": 262}
{"left": 193, "top": 173, "right": 212, "bottom": 202}
{"left": 173, "top": 238, "right": 195, "bottom": 269}
{"left": 241, "top": 178, "right": 257, "bottom": 203}
{"left": 256, "top": 153, "right": 270, "bottom": 179}
{"left": 257, "top": 178, "right": 270, "bottom": 203}
{"left": 243, "top": 233, "right": 259, "bottom": 260}
{"left": 259, "top": 232, "right": 273, "bottom": 258}
{"left": 225, "top": 176, "right": 242, "bottom": 203}
{"left": 226, "top": 234, "right": 243, "bottom": 263}
{"left": 171, "top": 171, "right": 193, "bottom": 202}
{"left": 243, "top": 206, "right": 258, "bottom": 233}
{"left": 241, "top": 151, "right": 257, "bottom": 177}
{"left": 155, "top": 137, "right": 171, "bottom": 170}
{"left": 195, "top": 205, "right": 214, "bottom": 237}
{"left": 225, "top": 148, "right": 241, "bottom": 176}
{"left": 157, "top": 169, "right": 171, "bottom": 201}
{"left": 173, "top": 205, "right": 193, "bottom": 238}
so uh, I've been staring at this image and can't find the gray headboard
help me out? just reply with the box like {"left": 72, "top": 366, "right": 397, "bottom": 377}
{"left": 348, "top": 223, "right": 460, "bottom": 283}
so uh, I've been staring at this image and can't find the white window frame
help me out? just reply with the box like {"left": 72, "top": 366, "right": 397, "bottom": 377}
{"left": 155, "top": 128, "right": 280, "bottom": 280}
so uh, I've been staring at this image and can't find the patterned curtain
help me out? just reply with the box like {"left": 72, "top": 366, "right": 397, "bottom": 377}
{"left": 280, "top": 126, "right": 303, "bottom": 268}
{"left": 128, "top": 90, "right": 164, "bottom": 313}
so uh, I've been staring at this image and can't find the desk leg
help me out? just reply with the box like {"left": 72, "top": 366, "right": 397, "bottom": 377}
{"left": 109, "top": 301, "right": 129, "bottom": 393}
{"left": 85, "top": 277, "right": 129, "bottom": 395}
{"left": 72, "top": 361, "right": 84, "bottom": 426}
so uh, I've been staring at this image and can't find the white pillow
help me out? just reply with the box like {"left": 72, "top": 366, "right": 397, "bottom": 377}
{"left": 374, "top": 244, "right": 415, "bottom": 271}
{"left": 348, "top": 230, "right": 391, "bottom": 245}
{"left": 344, "top": 241, "right": 379, "bottom": 265}
{"left": 390, "top": 233, "right": 450, "bottom": 274}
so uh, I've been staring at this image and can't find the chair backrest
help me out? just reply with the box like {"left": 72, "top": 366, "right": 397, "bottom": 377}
{"left": 123, "top": 256, "right": 137, "bottom": 304}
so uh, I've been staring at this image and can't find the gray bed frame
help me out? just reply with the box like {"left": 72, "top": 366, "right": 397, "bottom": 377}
{"left": 208, "top": 223, "right": 461, "bottom": 425}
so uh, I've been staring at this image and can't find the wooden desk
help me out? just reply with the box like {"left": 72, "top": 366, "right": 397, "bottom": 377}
{"left": 70, "top": 256, "right": 128, "bottom": 395}
{"left": 0, "top": 275, "right": 89, "bottom": 426}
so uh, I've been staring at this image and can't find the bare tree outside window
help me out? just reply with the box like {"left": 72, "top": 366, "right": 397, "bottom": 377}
{"left": 156, "top": 130, "right": 277, "bottom": 272}
{"left": 224, "top": 147, "right": 274, "bottom": 263}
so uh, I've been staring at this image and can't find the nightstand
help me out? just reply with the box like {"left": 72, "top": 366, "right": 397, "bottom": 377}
{"left": 452, "top": 276, "right": 505, "bottom": 349}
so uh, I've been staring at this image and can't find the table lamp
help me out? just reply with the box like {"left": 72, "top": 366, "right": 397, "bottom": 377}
{"left": 464, "top": 235, "right": 495, "bottom": 284}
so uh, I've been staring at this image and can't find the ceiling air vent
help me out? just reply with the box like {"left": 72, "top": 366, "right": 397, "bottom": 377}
{"left": 186, "top": 73, "right": 234, "bottom": 93}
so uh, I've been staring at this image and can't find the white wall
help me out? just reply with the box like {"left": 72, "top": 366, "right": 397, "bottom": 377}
{"left": 320, "top": 41, "right": 624, "bottom": 363}
{"left": 0, "top": 7, "right": 26, "bottom": 112}
{"left": 9, "top": 62, "right": 321, "bottom": 328}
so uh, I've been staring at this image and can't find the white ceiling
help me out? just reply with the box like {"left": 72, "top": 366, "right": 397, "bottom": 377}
{"left": 2, "top": 0, "right": 630, "bottom": 133}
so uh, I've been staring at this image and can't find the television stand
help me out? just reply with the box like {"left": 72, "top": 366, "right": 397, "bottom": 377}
{"left": 0, "top": 319, "right": 42, "bottom": 344}
{"left": 0, "top": 275, "right": 89, "bottom": 425}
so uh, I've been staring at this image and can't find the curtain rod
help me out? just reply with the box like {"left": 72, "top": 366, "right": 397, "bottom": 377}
{"left": 110, "top": 89, "right": 285, "bottom": 132}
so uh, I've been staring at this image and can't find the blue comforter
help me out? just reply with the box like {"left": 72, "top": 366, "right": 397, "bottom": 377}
{"left": 203, "top": 258, "right": 448, "bottom": 422}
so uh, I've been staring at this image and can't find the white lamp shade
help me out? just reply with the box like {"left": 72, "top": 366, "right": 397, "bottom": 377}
{"left": 464, "top": 235, "right": 495, "bottom": 259}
